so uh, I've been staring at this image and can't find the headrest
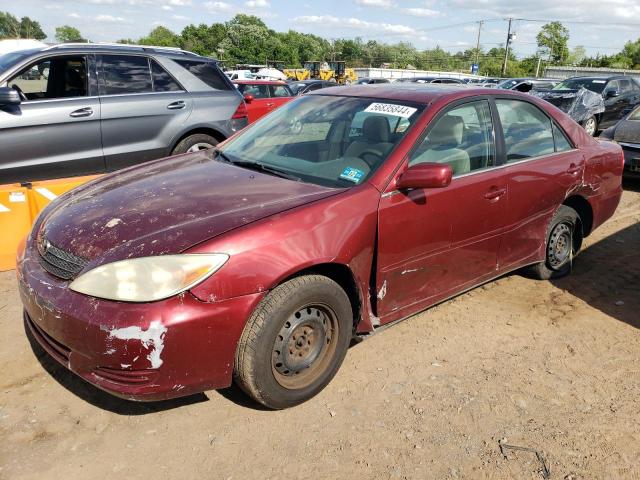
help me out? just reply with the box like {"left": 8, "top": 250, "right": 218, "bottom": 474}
{"left": 428, "top": 115, "right": 464, "bottom": 146}
{"left": 362, "top": 115, "right": 390, "bottom": 143}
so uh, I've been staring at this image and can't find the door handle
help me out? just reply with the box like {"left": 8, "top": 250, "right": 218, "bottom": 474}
{"left": 484, "top": 187, "right": 507, "bottom": 200}
{"left": 567, "top": 163, "right": 582, "bottom": 175}
{"left": 167, "top": 100, "right": 186, "bottom": 110}
{"left": 69, "top": 107, "right": 93, "bottom": 118}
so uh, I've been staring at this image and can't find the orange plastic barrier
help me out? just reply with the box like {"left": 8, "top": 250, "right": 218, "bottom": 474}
{"left": 0, "top": 175, "right": 99, "bottom": 272}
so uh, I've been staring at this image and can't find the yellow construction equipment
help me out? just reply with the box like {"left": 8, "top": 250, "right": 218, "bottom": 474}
{"left": 284, "top": 61, "right": 357, "bottom": 84}
{"left": 0, "top": 175, "right": 99, "bottom": 271}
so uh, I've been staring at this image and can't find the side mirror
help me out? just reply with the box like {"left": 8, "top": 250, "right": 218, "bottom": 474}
{"left": 396, "top": 163, "right": 453, "bottom": 190}
{"left": 605, "top": 90, "right": 620, "bottom": 98}
{"left": 243, "top": 94, "right": 254, "bottom": 104}
{"left": 0, "top": 87, "right": 21, "bottom": 106}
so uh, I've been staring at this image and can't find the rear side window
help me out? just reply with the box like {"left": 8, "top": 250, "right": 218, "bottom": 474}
{"left": 151, "top": 60, "right": 182, "bottom": 92}
{"left": 101, "top": 55, "right": 152, "bottom": 95}
{"left": 237, "top": 83, "right": 269, "bottom": 98}
{"left": 553, "top": 123, "right": 573, "bottom": 152}
{"left": 496, "top": 99, "right": 555, "bottom": 162}
{"left": 175, "top": 60, "right": 229, "bottom": 90}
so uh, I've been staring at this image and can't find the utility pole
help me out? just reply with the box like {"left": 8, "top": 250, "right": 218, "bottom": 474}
{"left": 535, "top": 56, "right": 542, "bottom": 77}
{"left": 475, "top": 20, "right": 483, "bottom": 65}
{"left": 501, "top": 18, "right": 513, "bottom": 76}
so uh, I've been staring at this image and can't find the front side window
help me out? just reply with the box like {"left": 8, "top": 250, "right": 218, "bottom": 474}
{"left": 619, "top": 79, "right": 632, "bottom": 93}
{"left": 101, "top": 55, "right": 152, "bottom": 95}
{"left": 409, "top": 100, "right": 495, "bottom": 176}
{"left": 604, "top": 80, "right": 620, "bottom": 96}
{"left": 553, "top": 123, "right": 573, "bottom": 152}
{"left": 496, "top": 99, "right": 555, "bottom": 162}
{"left": 8, "top": 56, "right": 87, "bottom": 101}
{"left": 219, "top": 95, "right": 424, "bottom": 188}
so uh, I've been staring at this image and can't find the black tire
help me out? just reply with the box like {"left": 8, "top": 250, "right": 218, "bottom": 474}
{"left": 171, "top": 133, "right": 218, "bottom": 155}
{"left": 527, "top": 205, "right": 580, "bottom": 280}
{"left": 582, "top": 116, "right": 598, "bottom": 137}
{"left": 234, "top": 275, "right": 352, "bottom": 409}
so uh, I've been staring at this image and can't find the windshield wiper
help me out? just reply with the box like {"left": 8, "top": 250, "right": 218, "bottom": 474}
{"left": 225, "top": 158, "right": 302, "bottom": 182}
{"left": 213, "top": 148, "right": 234, "bottom": 164}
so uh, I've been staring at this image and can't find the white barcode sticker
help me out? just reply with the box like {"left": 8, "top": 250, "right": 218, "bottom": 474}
{"left": 9, "top": 192, "right": 26, "bottom": 203}
{"left": 364, "top": 103, "right": 417, "bottom": 118}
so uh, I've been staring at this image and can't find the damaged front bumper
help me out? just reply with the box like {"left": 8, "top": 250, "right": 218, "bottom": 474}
{"left": 17, "top": 241, "right": 265, "bottom": 402}
{"left": 619, "top": 142, "right": 640, "bottom": 177}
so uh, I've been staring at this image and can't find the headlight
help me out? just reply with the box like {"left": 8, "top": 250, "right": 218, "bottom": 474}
{"left": 69, "top": 254, "right": 228, "bottom": 302}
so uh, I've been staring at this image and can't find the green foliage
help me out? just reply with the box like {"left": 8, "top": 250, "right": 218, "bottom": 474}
{"left": 536, "top": 21, "right": 570, "bottom": 64}
{"left": 55, "top": 25, "right": 86, "bottom": 43}
{"left": 0, "top": 11, "right": 45, "bottom": 40}
{"left": 138, "top": 26, "right": 181, "bottom": 47}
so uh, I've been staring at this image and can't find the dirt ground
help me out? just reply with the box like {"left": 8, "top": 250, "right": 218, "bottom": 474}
{"left": 1, "top": 183, "right": 639, "bottom": 480}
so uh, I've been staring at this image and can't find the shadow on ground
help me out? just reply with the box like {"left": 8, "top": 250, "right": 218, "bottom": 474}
{"left": 552, "top": 221, "right": 639, "bottom": 329}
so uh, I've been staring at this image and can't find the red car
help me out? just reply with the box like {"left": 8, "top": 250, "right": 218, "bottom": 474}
{"left": 233, "top": 80, "right": 293, "bottom": 123}
{"left": 18, "top": 85, "right": 623, "bottom": 409}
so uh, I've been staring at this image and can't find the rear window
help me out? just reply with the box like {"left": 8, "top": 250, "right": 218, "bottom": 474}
{"left": 175, "top": 60, "right": 229, "bottom": 90}
{"left": 151, "top": 60, "right": 182, "bottom": 92}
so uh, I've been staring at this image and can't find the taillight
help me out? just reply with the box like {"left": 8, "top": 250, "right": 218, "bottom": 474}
{"left": 230, "top": 101, "right": 249, "bottom": 132}
{"left": 232, "top": 101, "right": 248, "bottom": 119}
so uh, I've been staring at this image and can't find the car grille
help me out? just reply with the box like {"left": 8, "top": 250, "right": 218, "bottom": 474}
{"left": 37, "top": 236, "right": 87, "bottom": 280}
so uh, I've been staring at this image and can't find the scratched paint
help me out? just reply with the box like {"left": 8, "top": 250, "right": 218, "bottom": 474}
{"left": 108, "top": 321, "right": 167, "bottom": 368}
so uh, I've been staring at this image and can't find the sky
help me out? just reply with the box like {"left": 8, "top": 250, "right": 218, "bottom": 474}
{"left": 7, "top": 0, "right": 640, "bottom": 59}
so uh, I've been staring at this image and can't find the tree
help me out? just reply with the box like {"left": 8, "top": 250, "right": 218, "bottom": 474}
{"left": 536, "top": 21, "right": 569, "bottom": 64}
{"left": 567, "top": 46, "right": 586, "bottom": 66}
{"left": 55, "top": 25, "right": 86, "bottom": 43}
{"left": 138, "top": 26, "right": 180, "bottom": 47}
{"left": 19, "top": 16, "right": 46, "bottom": 40}
{"left": 0, "top": 11, "right": 21, "bottom": 38}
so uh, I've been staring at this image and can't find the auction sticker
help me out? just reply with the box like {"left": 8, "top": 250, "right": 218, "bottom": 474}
{"left": 9, "top": 192, "right": 26, "bottom": 203}
{"left": 364, "top": 103, "right": 417, "bottom": 118}
{"left": 340, "top": 167, "right": 365, "bottom": 184}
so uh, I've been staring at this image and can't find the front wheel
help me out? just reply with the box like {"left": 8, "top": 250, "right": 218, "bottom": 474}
{"left": 526, "top": 205, "right": 580, "bottom": 280}
{"left": 582, "top": 116, "right": 598, "bottom": 136}
{"left": 234, "top": 275, "right": 353, "bottom": 409}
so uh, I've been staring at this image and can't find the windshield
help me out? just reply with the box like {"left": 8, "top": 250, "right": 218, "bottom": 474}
{"left": 289, "top": 82, "right": 306, "bottom": 94}
{"left": 0, "top": 49, "right": 39, "bottom": 72}
{"left": 553, "top": 78, "right": 607, "bottom": 93}
{"left": 219, "top": 95, "right": 424, "bottom": 188}
{"left": 628, "top": 105, "right": 640, "bottom": 121}
{"left": 497, "top": 79, "right": 520, "bottom": 89}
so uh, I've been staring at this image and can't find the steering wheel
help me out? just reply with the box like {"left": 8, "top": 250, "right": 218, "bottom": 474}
{"left": 357, "top": 149, "right": 384, "bottom": 167}
{"left": 11, "top": 84, "right": 27, "bottom": 101}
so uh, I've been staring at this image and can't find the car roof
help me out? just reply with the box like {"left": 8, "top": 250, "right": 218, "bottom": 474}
{"left": 565, "top": 75, "right": 636, "bottom": 81}
{"left": 233, "top": 79, "right": 287, "bottom": 85}
{"left": 291, "top": 79, "right": 329, "bottom": 85}
{"left": 308, "top": 83, "right": 484, "bottom": 104}
{"left": 24, "top": 42, "right": 206, "bottom": 61}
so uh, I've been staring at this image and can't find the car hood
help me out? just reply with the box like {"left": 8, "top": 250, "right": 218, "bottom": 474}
{"left": 613, "top": 120, "right": 640, "bottom": 144}
{"left": 39, "top": 151, "right": 340, "bottom": 265}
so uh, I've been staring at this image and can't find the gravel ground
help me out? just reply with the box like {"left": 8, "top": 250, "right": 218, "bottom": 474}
{"left": 1, "top": 183, "right": 639, "bottom": 480}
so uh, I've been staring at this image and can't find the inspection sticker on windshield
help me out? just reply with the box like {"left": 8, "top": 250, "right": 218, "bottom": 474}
{"left": 340, "top": 167, "right": 365, "bottom": 184}
{"left": 364, "top": 103, "right": 417, "bottom": 118}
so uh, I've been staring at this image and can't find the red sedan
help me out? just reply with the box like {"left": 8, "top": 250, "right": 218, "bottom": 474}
{"left": 18, "top": 85, "right": 623, "bottom": 409}
{"left": 233, "top": 80, "right": 294, "bottom": 123}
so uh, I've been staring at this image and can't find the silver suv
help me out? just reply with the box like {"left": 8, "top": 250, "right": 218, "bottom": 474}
{"left": 0, "top": 43, "right": 248, "bottom": 183}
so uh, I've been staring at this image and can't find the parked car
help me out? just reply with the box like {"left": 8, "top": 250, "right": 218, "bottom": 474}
{"left": 551, "top": 76, "right": 640, "bottom": 132}
{"left": 0, "top": 43, "right": 247, "bottom": 183}
{"left": 19, "top": 85, "right": 623, "bottom": 409}
{"left": 288, "top": 79, "right": 335, "bottom": 95}
{"left": 233, "top": 80, "right": 294, "bottom": 123}
{"left": 395, "top": 76, "right": 464, "bottom": 84}
{"left": 355, "top": 77, "right": 390, "bottom": 84}
{"left": 225, "top": 69, "right": 255, "bottom": 80}
{"left": 600, "top": 104, "right": 640, "bottom": 177}
{"left": 496, "top": 78, "right": 559, "bottom": 92}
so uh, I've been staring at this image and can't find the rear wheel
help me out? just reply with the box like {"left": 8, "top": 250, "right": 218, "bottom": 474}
{"left": 527, "top": 205, "right": 580, "bottom": 280}
{"left": 172, "top": 133, "right": 218, "bottom": 155}
{"left": 582, "top": 116, "right": 597, "bottom": 136}
{"left": 234, "top": 275, "right": 352, "bottom": 409}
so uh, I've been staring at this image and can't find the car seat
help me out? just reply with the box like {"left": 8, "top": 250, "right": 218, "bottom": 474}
{"left": 412, "top": 115, "right": 470, "bottom": 175}
{"left": 345, "top": 116, "right": 393, "bottom": 162}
